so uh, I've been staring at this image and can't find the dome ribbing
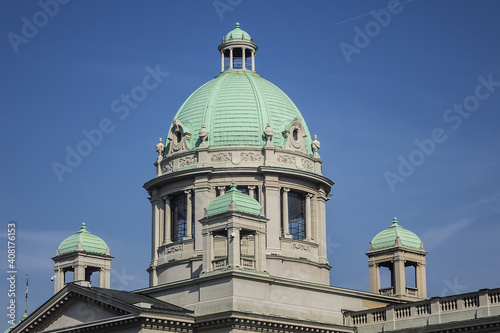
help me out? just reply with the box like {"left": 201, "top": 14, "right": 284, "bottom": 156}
{"left": 371, "top": 217, "right": 422, "bottom": 250}
{"left": 168, "top": 71, "right": 313, "bottom": 154}
{"left": 207, "top": 181, "right": 261, "bottom": 217}
{"left": 58, "top": 223, "right": 108, "bottom": 255}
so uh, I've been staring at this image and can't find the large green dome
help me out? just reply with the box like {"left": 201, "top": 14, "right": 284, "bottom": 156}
{"left": 58, "top": 223, "right": 108, "bottom": 255}
{"left": 169, "top": 70, "right": 313, "bottom": 154}
{"left": 371, "top": 218, "right": 422, "bottom": 250}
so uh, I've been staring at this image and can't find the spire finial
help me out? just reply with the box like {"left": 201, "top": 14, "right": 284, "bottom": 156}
{"left": 230, "top": 180, "right": 237, "bottom": 190}
{"left": 235, "top": 22, "right": 240, "bottom": 28}
{"left": 392, "top": 217, "right": 399, "bottom": 226}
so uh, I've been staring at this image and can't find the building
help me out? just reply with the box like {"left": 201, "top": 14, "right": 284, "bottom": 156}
{"left": 8, "top": 23, "right": 500, "bottom": 333}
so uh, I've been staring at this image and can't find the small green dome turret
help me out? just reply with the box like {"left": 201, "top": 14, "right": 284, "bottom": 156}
{"left": 207, "top": 181, "right": 261, "bottom": 217}
{"left": 371, "top": 217, "right": 422, "bottom": 250}
{"left": 224, "top": 22, "right": 252, "bottom": 42}
{"left": 57, "top": 223, "right": 108, "bottom": 255}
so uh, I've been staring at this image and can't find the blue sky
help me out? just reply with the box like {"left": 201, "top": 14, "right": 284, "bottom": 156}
{"left": 1, "top": 0, "right": 500, "bottom": 327}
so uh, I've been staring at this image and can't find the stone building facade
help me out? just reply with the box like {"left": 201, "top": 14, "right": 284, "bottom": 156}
{"left": 7, "top": 23, "right": 500, "bottom": 333}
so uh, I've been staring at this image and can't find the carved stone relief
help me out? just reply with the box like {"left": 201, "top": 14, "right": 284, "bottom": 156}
{"left": 240, "top": 152, "right": 263, "bottom": 161}
{"left": 292, "top": 243, "right": 310, "bottom": 251}
{"left": 179, "top": 155, "right": 197, "bottom": 168}
{"left": 282, "top": 117, "right": 308, "bottom": 154}
{"left": 166, "top": 244, "right": 182, "bottom": 254}
{"left": 277, "top": 154, "right": 296, "bottom": 165}
{"left": 211, "top": 152, "right": 232, "bottom": 162}
{"left": 162, "top": 161, "right": 174, "bottom": 173}
{"left": 167, "top": 120, "right": 191, "bottom": 155}
{"left": 301, "top": 158, "right": 313, "bottom": 170}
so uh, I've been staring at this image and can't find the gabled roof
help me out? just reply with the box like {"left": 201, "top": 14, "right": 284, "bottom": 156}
{"left": 10, "top": 283, "right": 194, "bottom": 333}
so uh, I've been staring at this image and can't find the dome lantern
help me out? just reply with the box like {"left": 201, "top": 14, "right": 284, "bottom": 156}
{"left": 218, "top": 23, "right": 258, "bottom": 72}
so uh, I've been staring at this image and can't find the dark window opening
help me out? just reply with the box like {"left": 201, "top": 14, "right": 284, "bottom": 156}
{"left": 288, "top": 191, "right": 305, "bottom": 240}
{"left": 171, "top": 193, "right": 187, "bottom": 242}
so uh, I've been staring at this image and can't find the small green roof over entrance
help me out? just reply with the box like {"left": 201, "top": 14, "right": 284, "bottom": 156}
{"left": 371, "top": 217, "right": 422, "bottom": 250}
{"left": 58, "top": 223, "right": 108, "bottom": 255}
{"left": 224, "top": 22, "right": 251, "bottom": 42}
{"left": 207, "top": 181, "right": 261, "bottom": 217}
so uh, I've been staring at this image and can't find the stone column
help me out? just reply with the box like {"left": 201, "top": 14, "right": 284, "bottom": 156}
{"left": 54, "top": 267, "right": 64, "bottom": 294}
{"left": 99, "top": 268, "right": 111, "bottom": 289}
{"left": 163, "top": 196, "right": 171, "bottom": 244}
{"left": 254, "top": 232, "right": 260, "bottom": 270}
{"left": 282, "top": 188, "right": 290, "bottom": 237}
{"left": 317, "top": 189, "right": 328, "bottom": 264}
{"left": 194, "top": 176, "right": 211, "bottom": 251}
{"left": 159, "top": 200, "right": 165, "bottom": 245}
{"left": 264, "top": 175, "right": 281, "bottom": 250}
{"left": 394, "top": 258, "right": 406, "bottom": 296}
{"left": 229, "top": 48, "right": 233, "bottom": 69}
{"left": 416, "top": 262, "right": 427, "bottom": 298}
{"left": 248, "top": 185, "right": 256, "bottom": 199}
{"left": 185, "top": 190, "right": 192, "bottom": 239}
{"left": 227, "top": 227, "right": 241, "bottom": 267}
{"left": 256, "top": 231, "right": 266, "bottom": 271}
{"left": 369, "top": 262, "right": 381, "bottom": 294}
{"left": 242, "top": 47, "right": 246, "bottom": 69}
{"left": 305, "top": 193, "right": 313, "bottom": 241}
{"left": 74, "top": 262, "right": 85, "bottom": 282}
{"left": 221, "top": 51, "right": 224, "bottom": 72}
{"left": 217, "top": 186, "right": 226, "bottom": 196}
{"left": 251, "top": 50, "right": 255, "bottom": 71}
{"left": 150, "top": 193, "right": 161, "bottom": 263}
{"left": 203, "top": 230, "right": 214, "bottom": 273}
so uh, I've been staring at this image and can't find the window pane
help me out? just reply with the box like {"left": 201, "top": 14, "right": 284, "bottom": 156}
{"left": 288, "top": 191, "right": 305, "bottom": 240}
{"left": 171, "top": 193, "right": 187, "bottom": 242}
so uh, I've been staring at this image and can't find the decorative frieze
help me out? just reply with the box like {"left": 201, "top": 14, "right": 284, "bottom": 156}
{"left": 277, "top": 154, "right": 296, "bottom": 165}
{"left": 292, "top": 243, "right": 310, "bottom": 251}
{"left": 179, "top": 155, "right": 197, "bottom": 168}
{"left": 211, "top": 152, "right": 232, "bottom": 162}
{"left": 240, "top": 152, "right": 263, "bottom": 161}
{"left": 301, "top": 158, "right": 313, "bottom": 170}
{"left": 166, "top": 244, "right": 182, "bottom": 254}
{"left": 162, "top": 161, "right": 174, "bottom": 173}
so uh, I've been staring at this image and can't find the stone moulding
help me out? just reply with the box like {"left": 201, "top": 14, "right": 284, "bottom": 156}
{"left": 157, "top": 147, "right": 322, "bottom": 177}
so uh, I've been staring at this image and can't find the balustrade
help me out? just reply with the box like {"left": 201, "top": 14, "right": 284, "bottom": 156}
{"left": 344, "top": 288, "right": 500, "bottom": 328}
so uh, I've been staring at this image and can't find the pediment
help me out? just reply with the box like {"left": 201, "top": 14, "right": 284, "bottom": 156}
{"left": 40, "top": 298, "right": 127, "bottom": 332}
{"left": 11, "top": 283, "right": 193, "bottom": 333}
{"left": 11, "top": 287, "right": 135, "bottom": 333}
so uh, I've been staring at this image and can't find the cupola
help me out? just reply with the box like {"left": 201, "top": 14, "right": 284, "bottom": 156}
{"left": 52, "top": 223, "right": 113, "bottom": 294}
